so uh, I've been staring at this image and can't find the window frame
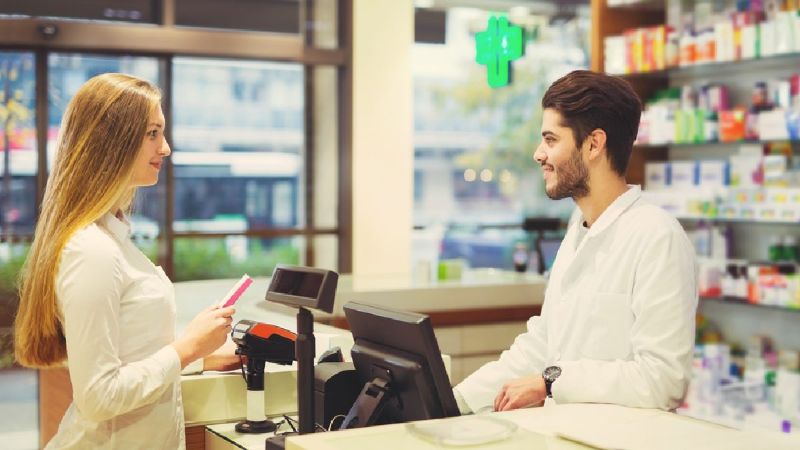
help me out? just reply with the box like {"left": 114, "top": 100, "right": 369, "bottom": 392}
{"left": 0, "top": 0, "right": 353, "bottom": 276}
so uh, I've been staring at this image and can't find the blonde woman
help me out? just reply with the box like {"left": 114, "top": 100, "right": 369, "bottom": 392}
{"left": 14, "top": 73, "right": 238, "bottom": 449}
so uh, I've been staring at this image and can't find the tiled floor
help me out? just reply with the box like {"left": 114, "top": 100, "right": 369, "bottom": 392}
{"left": 0, "top": 368, "right": 38, "bottom": 450}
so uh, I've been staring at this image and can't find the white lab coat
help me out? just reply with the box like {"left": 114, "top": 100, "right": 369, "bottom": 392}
{"left": 47, "top": 213, "right": 185, "bottom": 449}
{"left": 455, "top": 186, "right": 698, "bottom": 413}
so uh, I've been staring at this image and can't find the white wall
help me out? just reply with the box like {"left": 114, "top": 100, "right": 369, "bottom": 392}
{"left": 351, "top": 0, "right": 414, "bottom": 276}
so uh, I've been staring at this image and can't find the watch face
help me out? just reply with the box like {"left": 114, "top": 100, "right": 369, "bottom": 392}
{"left": 544, "top": 366, "right": 561, "bottom": 381}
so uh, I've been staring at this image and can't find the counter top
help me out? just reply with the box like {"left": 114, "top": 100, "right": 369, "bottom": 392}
{"left": 174, "top": 270, "right": 546, "bottom": 325}
{"left": 330, "top": 270, "right": 545, "bottom": 315}
{"left": 205, "top": 403, "right": 800, "bottom": 450}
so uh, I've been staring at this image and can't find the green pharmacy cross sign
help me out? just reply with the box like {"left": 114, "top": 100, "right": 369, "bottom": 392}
{"left": 475, "top": 15, "right": 524, "bottom": 88}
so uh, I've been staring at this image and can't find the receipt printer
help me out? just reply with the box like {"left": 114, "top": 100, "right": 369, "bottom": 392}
{"left": 314, "top": 362, "right": 360, "bottom": 430}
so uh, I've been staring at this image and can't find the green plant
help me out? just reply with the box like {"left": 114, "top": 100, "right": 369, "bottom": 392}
{"left": 173, "top": 238, "right": 300, "bottom": 282}
{"left": 0, "top": 245, "right": 28, "bottom": 368}
{"left": 0, "top": 327, "right": 14, "bottom": 369}
{"left": 0, "top": 245, "right": 28, "bottom": 327}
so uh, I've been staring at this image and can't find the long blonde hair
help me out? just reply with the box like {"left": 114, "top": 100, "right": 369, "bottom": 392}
{"left": 14, "top": 73, "right": 162, "bottom": 368}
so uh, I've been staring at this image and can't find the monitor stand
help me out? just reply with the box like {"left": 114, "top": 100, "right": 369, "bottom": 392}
{"left": 338, "top": 377, "right": 392, "bottom": 429}
{"left": 264, "top": 307, "right": 316, "bottom": 450}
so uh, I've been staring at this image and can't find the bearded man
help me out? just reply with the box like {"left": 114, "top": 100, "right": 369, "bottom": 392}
{"left": 453, "top": 70, "right": 698, "bottom": 414}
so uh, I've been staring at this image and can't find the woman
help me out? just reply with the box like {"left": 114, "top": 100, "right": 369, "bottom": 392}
{"left": 14, "top": 73, "right": 238, "bottom": 449}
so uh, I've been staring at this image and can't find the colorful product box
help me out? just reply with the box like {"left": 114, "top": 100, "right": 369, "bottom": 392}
{"left": 763, "top": 154, "right": 789, "bottom": 186}
{"left": 757, "top": 109, "right": 790, "bottom": 140}
{"left": 698, "top": 160, "right": 730, "bottom": 187}
{"left": 730, "top": 155, "right": 764, "bottom": 187}
{"left": 719, "top": 109, "right": 747, "bottom": 142}
{"left": 670, "top": 161, "right": 699, "bottom": 188}
{"left": 777, "top": 206, "right": 800, "bottom": 222}
{"left": 675, "top": 109, "right": 707, "bottom": 143}
{"left": 645, "top": 162, "right": 671, "bottom": 190}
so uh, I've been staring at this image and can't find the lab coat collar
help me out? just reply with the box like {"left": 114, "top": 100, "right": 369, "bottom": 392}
{"left": 556, "top": 185, "right": 642, "bottom": 295}
{"left": 580, "top": 185, "right": 641, "bottom": 239}
{"left": 99, "top": 211, "right": 132, "bottom": 241}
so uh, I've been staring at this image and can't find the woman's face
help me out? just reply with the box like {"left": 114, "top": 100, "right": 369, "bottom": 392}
{"left": 131, "top": 104, "right": 170, "bottom": 187}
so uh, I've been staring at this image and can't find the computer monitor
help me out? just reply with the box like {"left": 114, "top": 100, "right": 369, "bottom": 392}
{"left": 339, "top": 302, "right": 460, "bottom": 429}
{"left": 538, "top": 236, "right": 562, "bottom": 273}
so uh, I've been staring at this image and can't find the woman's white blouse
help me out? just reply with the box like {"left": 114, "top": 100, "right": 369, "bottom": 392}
{"left": 47, "top": 213, "right": 185, "bottom": 449}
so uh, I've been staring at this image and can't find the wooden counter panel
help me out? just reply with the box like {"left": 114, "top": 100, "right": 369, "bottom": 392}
{"left": 327, "top": 305, "right": 541, "bottom": 330}
{"left": 38, "top": 368, "right": 71, "bottom": 448}
{"left": 38, "top": 368, "right": 206, "bottom": 450}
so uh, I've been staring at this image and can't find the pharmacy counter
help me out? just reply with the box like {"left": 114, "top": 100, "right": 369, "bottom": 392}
{"left": 205, "top": 403, "right": 800, "bottom": 450}
{"left": 172, "top": 270, "right": 546, "bottom": 326}
{"left": 39, "top": 271, "right": 544, "bottom": 448}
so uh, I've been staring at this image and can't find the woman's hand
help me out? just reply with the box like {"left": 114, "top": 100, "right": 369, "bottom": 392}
{"left": 203, "top": 339, "right": 244, "bottom": 372}
{"left": 172, "top": 305, "right": 235, "bottom": 368}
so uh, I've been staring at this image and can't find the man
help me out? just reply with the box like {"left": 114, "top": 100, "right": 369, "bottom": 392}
{"left": 454, "top": 70, "right": 698, "bottom": 413}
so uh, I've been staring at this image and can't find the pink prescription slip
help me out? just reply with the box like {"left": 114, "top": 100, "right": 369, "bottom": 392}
{"left": 220, "top": 274, "right": 253, "bottom": 308}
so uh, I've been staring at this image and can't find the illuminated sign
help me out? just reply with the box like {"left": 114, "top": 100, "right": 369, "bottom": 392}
{"left": 475, "top": 15, "right": 524, "bottom": 88}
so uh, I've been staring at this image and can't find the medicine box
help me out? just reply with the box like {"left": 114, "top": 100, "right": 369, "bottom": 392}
{"left": 645, "top": 162, "right": 670, "bottom": 190}
{"left": 698, "top": 160, "right": 729, "bottom": 188}
{"left": 670, "top": 161, "right": 698, "bottom": 188}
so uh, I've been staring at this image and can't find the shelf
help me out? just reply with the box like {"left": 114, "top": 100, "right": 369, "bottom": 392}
{"left": 676, "top": 216, "right": 799, "bottom": 226}
{"left": 701, "top": 296, "right": 800, "bottom": 314}
{"left": 605, "top": 0, "right": 664, "bottom": 12}
{"left": 613, "top": 51, "right": 800, "bottom": 80}
{"left": 636, "top": 140, "right": 799, "bottom": 150}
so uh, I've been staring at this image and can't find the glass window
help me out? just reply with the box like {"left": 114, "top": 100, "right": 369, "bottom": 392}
{"left": 0, "top": 242, "right": 37, "bottom": 448}
{"left": 173, "top": 237, "right": 303, "bottom": 282}
{"left": 0, "top": 52, "right": 36, "bottom": 238}
{"left": 0, "top": 53, "right": 38, "bottom": 450}
{"left": 47, "top": 53, "right": 164, "bottom": 258}
{"left": 172, "top": 57, "right": 304, "bottom": 233}
{"left": 175, "top": 0, "right": 300, "bottom": 34}
{"left": 412, "top": 6, "right": 589, "bottom": 271}
{"left": 0, "top": 0, "right": 157, "bottom": 23}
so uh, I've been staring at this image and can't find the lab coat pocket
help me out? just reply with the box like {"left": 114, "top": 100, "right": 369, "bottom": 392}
{"left": 580, "top": 292, "right": 632, "bottom": 361}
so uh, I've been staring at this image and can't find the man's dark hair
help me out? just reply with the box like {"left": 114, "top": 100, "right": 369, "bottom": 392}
{"left": 541, "top": 70, "right": 642, "bottom": 176}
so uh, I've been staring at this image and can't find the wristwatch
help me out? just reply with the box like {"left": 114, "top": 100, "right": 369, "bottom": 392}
{"left": 542, "top": 366, "right": 562, "bottom": 398}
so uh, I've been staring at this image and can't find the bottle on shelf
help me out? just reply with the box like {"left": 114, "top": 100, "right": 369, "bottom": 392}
{"left": 783, "top": 235, "right": 799, "bottom": 262}
{"left": 768, "top": 235, "right": 785, "bottom": 262}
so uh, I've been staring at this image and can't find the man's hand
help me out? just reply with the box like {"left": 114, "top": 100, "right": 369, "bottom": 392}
{"left": 493, "top": 375, "right": 547, "bottom": 412}
{"left": 202, "top": 339, "right": 243, "bottom": 372}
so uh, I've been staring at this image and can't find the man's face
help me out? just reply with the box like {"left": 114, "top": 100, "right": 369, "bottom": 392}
{"left": 533, "top": 108, "right": 590, "bottom": 200}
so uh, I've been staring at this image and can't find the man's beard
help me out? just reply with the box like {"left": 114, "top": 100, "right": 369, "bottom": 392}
{"left": 544, "top": 146, "right": 590, "bottom": 200}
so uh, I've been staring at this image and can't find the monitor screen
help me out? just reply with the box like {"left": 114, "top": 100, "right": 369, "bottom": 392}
{"left": 272, "top": 270, "right": 323, "bottom": 299}
{"left": 265, "top": 265, "right": 337, "bottom": 313}
{"left": 342, "top": 302, "right": 459, "bottom": 428}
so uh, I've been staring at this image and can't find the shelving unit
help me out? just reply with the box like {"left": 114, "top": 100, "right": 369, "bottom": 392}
{"left": 591, "top": 0, "right": 800, "bottom": 350}
{"left": 616, "top": 51, "right": 800, "bottom": 80}
{"left": 701, "top": 296, "right": 800, "bottom": 314}
{"left": 606, "top": 0, "right": 664, "bottom": 11}
{"left": 636, "top": 140, "right": 800, "bottom": 150}
{"left": 676, "top": 216, "right": 799, "bottom": 225}
{"left": 591, "top": 0, "right": 666, "bottom": 186}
